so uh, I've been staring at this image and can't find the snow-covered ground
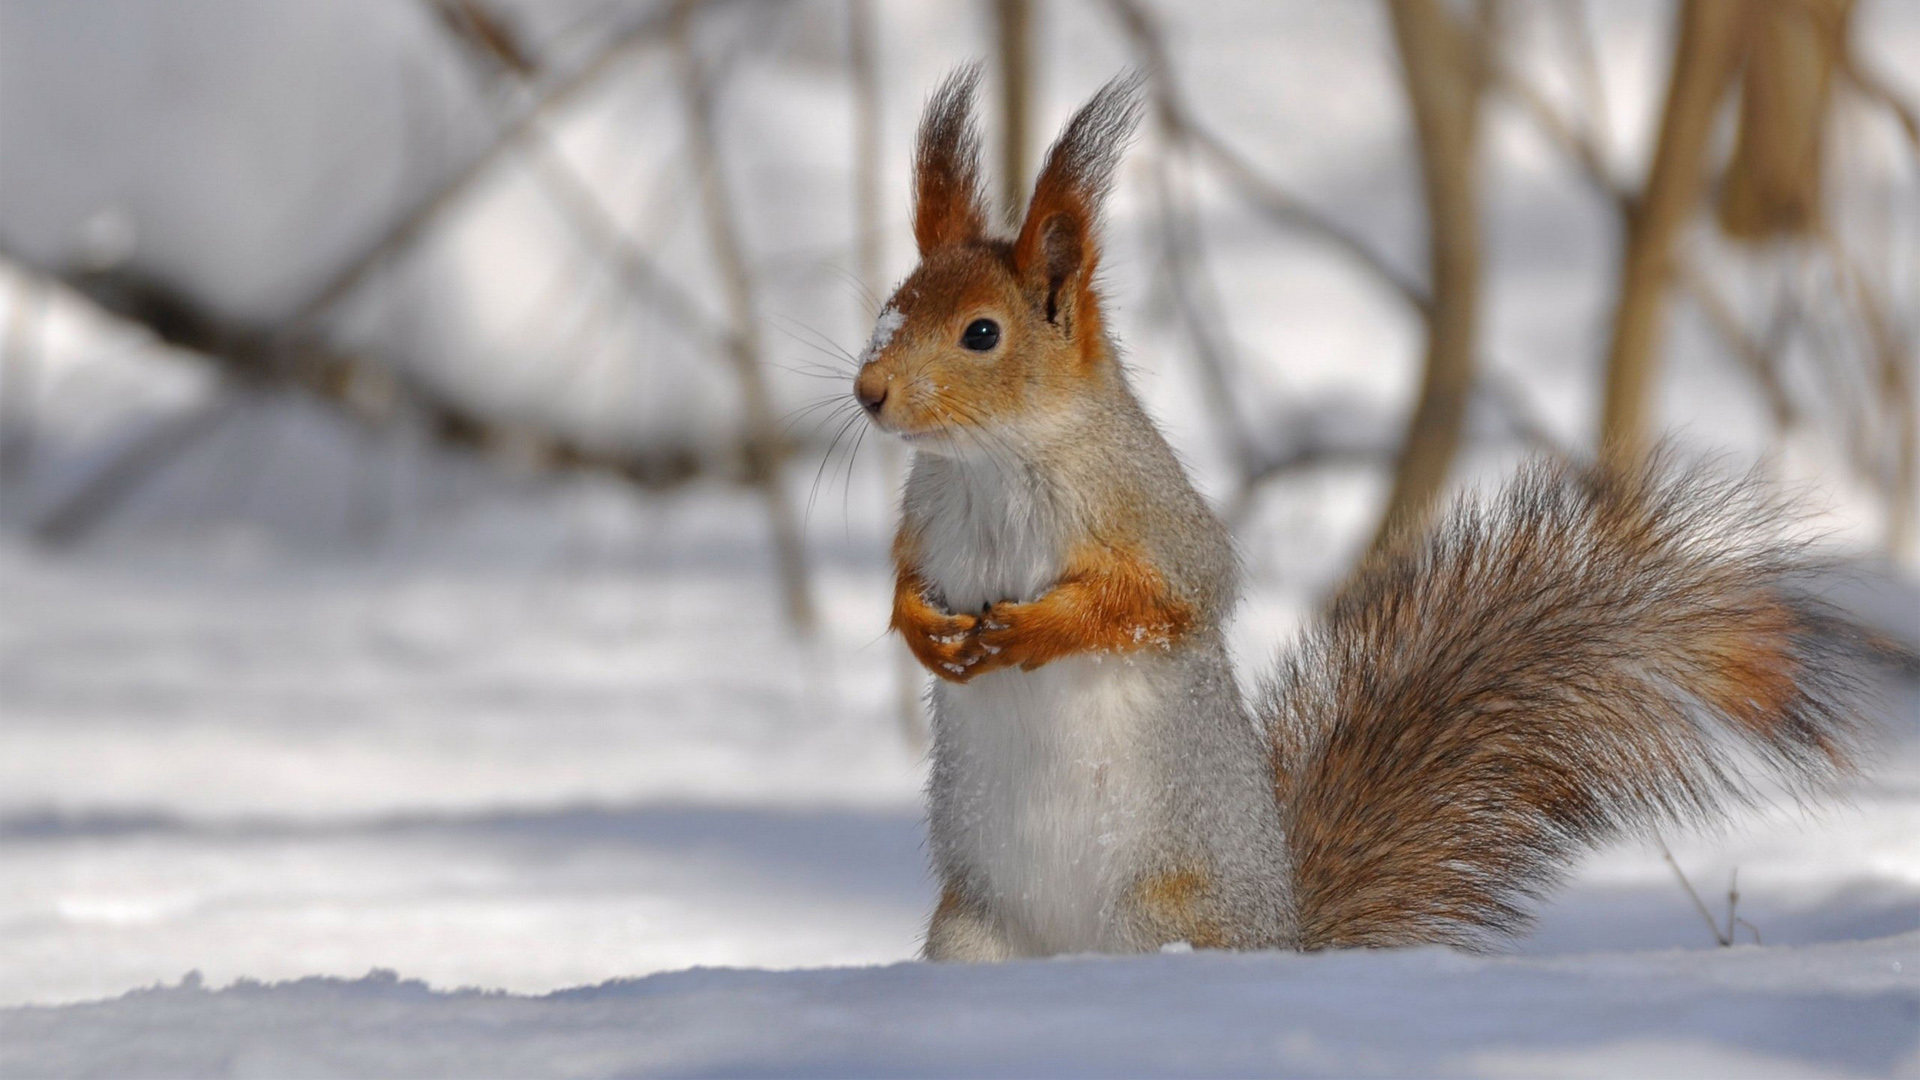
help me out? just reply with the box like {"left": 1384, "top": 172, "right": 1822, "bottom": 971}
{"left": 5, "top": 934, "right": 1917, "bottom": 1079}
{"left": 0, "top": 502, "right": 1914, "bottom": 1076}
{"left": 1, "top": 1, "right": 1917, "bottom": 1074}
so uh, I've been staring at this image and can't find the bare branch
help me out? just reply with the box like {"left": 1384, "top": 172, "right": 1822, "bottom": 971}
{"left": 1676, "top": 264, "right": 1801, "bottom": 431}
{"left": 0, "top": 273, "right": 46, "bottom": 514}
{"left": 1599, "top": 0, "right": 1747, "bottom": 461}
{"left": 1367, "top": 0, "right": 1486, "bottom": 553}
{"left": 1143, "top": 113, "right": 1263, "bottom": 483}
{"left": 422, "top": 0, "right": 721, "bottom": 350}
{"left": 1717, "top": 0, "right": 1852, "bottom": 241}
{"left": 33, "top": 394, "right": 236, "bottom": 546}
{"left": 1552, "top": 0, "right": 1615, "bottom": 167}
{"left": 282, "top": 3, "right": 684, "bottom": 339}
{"left": 673, "top": 0, "right": 816, "bottom": 633}
{"left": 848, "top": 0, "right": 886, "bottom": 303}
{"left": 1487, "top": 48, "right": 1635, "bottom": 210}
{"left": 1838, "top": 49, "right": 1919, "bottom": 153}
{"left": 1226, "top": 442, "right": 1394, "bottom": 530}
{"left": 1819, "top": 225, "right": 1917, "bottom": 554}
{"left": 1114, "top": 0, "right": 1560, "bottom": 543}
{"left": 23, "top": 265, "right": 713, "bottom": 545}
{"left": 994, "top": 0, "right": 1035, "bottom": 226}
{"left": 848, "top": 0, "right": 925, "bottom": 748}
{"left": 430, "top": 0, "right": 539, "bottom": 75}
{"left": 1108, "top": 0, "right": 1431, "bottom": 315}
{"left": 1489, "top": 3, "right": 1829, "bottom": 459}
{"left": 1186, "top": 125, "right": 1435, "bottom": 316}
{"left": 1478, "top": 370, "right": 1571, "bottom": 457}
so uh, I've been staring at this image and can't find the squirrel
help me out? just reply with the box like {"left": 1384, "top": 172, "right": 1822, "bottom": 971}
{"left": 851, "top": 70, "right": 1868, "bottom": 961}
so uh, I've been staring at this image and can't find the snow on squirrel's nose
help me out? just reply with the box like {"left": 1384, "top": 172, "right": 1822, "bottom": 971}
{"left": 859, "top": 305, "right": 906, "bottom": 367}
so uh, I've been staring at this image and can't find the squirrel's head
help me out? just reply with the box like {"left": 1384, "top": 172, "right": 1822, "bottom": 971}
{"left": 854, "top": 68, "right": 1142, "bottom": 453}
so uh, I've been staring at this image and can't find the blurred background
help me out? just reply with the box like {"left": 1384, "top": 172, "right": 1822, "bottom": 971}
{"left": 0, "top": 0, "right": 1914, "bottom": 1005}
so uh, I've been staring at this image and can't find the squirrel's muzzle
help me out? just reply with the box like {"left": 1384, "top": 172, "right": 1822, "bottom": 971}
{"left": 855, "top": 367, "right": 889, "bottom": 416}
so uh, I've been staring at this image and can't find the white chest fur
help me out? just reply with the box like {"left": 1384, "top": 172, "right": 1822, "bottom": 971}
{"left": 933, "top": 655, "right": 1166, "bottom": 955}
{"left": 910, "top": 451, "right": 1062, "bottom": 614}
{"left": 912, "top": 449, "right": 1168, "bottom": 955}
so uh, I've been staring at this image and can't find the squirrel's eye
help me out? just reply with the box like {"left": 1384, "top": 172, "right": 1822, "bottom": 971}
{"left": 961, "top": 318, "right": 1000, "bottom": 352}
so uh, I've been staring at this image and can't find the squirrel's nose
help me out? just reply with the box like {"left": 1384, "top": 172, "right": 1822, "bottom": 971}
{"left": 855, "top": 368, "right": 888, "bottom": 414}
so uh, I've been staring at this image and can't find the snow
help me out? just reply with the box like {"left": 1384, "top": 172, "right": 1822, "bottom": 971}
{"left": 1, "top": 936, "right": 1915, "bottom": 1078}
{"left": 0, "top": 1, "right": 1916, "bottom": 1075}
{"left": 0, "top": 513, "right": 1913, "bottom": 1076}
{"left": 858, "top": 305, "right": 906, "bottom": 367}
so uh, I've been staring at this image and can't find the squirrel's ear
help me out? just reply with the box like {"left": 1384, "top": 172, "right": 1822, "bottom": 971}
{"left": 1013, "top": 74, "right": 1143, "bottom": 338}
{"left": 913, "top": 67, "right": 988, "bottom": 256}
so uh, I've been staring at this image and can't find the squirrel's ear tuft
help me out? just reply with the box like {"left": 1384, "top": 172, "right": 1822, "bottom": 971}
{"left": 1013, "top": 73, "right": 1144, "bottom": 335}
{"left": 914, "top": 66, "right": 989, "bottom": 256}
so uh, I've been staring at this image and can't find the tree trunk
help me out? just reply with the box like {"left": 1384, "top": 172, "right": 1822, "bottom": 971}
{"left": 675, "top": 1, "right": 816, "bottom": 633}
{"left": 994, "top": 0, "right": 1034, "bottom": 225}
{"left": 1718, "top": 0, "right": 1852, "bottom": 241}
{"left": 1599, "top": 0, "right": 1746, "bottom": 461}
{"left": 1369, "top": 0, "right": 1483, "bottom": 554}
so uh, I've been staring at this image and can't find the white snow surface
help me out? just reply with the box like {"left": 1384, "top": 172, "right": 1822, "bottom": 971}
{"left": 2, "top": 935, "right": 1916, "bottom": 1079}
{"left": 0, "top": 516, "right": 1914, "bottom": 1077}
{"left": 0, "top": 2, "right": 1917, "bottom": 1075}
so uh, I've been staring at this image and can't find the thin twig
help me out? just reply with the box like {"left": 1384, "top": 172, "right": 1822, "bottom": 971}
{"left": 1487, "top": 45, "right": 1635, "bottom": 211}
{"left": 1553, "top": 0, "right": 1615, "bottom": 171}
{"left": 1107, "top": 0, "right": 1431, "bottom": 316}
{"left": 1227, "top": 443, "right": 1396, "bottom": 529}
{"left": 0, "top": 273, "right": 45, "bottom": 515}
{"left": 1478, "top": 370, "right": 1571, "bottom": 456}
{"left": 848, "top": 0, "right": 926, "bottom": 750}
{"left": 423, "top": 0, "right": 721, "bottom": 349}
{"left": 1818, "top": 224, "right": 1918, "bottom": 554}
{"left": 1840, "top": 57, "right": 1920, "bottom": 154}
{"left": 280, "top": 4, "right": 684, "bottom": 340}
{"left": 673, "top": 0, "right": 817, "bottom": 633}
{"left": 1677, "top": 263, "right": 1801, "bottom": 431}
{"left": 1146, "top": 124, "right": 1262, "bottom": 483}
{"left": 1658, "top": 836, "right": 1733, "bottom": 946}
{"left": 1185, "top": 123, "right": 1433, "bottom": 316}
{"left": 33, "top": 394, "right": 238, "bottom": 545}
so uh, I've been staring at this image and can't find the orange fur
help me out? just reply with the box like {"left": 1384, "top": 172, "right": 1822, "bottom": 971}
{"left": 930, "top": 883, "right": 970, "bottom": 924}
{"left": 891, "top": 531, "right": 980, "bottom": 680}
{"left": 1267, "top": 456, "right": 1867, "bottom": 950}
{"left": 1697, "top": 603, "right": 1804, "bottom": 738}
{"left": 1010, "top": 75, "right": 1137, "bottom": 367}
{"left": 912, "top": 70, "right": 988, "bottom": 255}
{"left": 857, "top": 242, "right": 1105, "bottom": 447}
{"left": 973, "top": 542, "right": 1193, "bottom": 673}
{"left": 856, "top": 76, "right": 1140, "bottom": 448}
{"left": 892, "top": 535, "right": 1194, "bottom": 684}
{"left": 1011, "top": 161, "right": 1106, "bottom": 365}
{"left": 1130, "top": 869, "right": 1227, "bottom": 949}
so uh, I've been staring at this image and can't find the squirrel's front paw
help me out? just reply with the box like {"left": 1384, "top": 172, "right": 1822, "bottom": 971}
{"left": 973, "top": 601, "right": 1043, "bottom": 672}
{"left": 898, "top": 606, "right": 987, "bottom": 682}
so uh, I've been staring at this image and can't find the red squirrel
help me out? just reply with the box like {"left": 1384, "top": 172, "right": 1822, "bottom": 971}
{"left": 853, "top": 70, "right": 1866, "bottom": 959}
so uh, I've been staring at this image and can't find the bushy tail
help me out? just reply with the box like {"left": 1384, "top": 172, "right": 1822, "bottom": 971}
{"left": 1261, "top": 455, "right": 1869, "bottom": 950}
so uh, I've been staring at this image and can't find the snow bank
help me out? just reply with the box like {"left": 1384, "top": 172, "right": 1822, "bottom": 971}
{"left": 2, "top": 934, "right": 1915, "bottom": 1079}
{"left": 0, "top": 5, "right": 1915, "bottom": 1077}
